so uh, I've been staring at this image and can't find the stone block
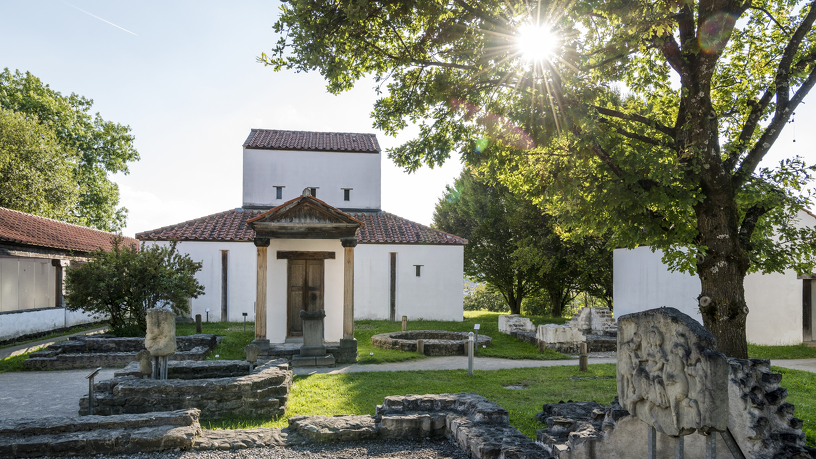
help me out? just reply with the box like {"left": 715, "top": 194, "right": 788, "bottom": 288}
{"left": 617, "top": 307, "right": 730, "bottom": 436}
{"left": 498, "top": 314, "right": 535, "bottom": 334}
{"left": 145, "top": 308, "right": 177, "bottom": 357}
{"left": 244, "top": 344, "right": 261, "bottom": 364}
{"left": 537, "top": 324, "right": 585, "bottom": 344}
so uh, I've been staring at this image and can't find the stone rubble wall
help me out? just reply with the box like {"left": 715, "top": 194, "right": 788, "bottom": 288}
{"left": 24, "top": 334, "right": 217, "bottom": 370}
{"left": 113, "top": 359, "right": 287, "bottom": 380}
{"left": 79, "top": 360, "right": 292, "bottom": 419}
{"left": 500, "top": 308, "right": 617, "bottom": 355}
{"left": 536, "top": 358, "right": 815, "bottom": 458}
{"left": 0, "top": 409, "right": 201, "bottom": 458}
{"left": 371, "top": 331, "right": 492, "bottom": 356}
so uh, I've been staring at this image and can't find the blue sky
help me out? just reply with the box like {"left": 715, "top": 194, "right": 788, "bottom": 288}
{"left": 1, "top": 1, "right": 812, "bottom": 237}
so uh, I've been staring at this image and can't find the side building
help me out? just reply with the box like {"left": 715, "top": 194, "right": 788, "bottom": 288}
{"left": 137, "top": 129, "right": 467, "bottom": 345}
{"left": 0, "top": 207, "right": 139, "bottom": 342}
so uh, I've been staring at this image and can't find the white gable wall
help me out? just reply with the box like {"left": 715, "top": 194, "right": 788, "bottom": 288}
{"left": 355, "top": 244, "right": 464, "bottom": 321}
{"left": 243, "top": 149, "right": 381, "bottom": 210}
{"left": 613, "top": 209, "right": 816, "bottom": 346}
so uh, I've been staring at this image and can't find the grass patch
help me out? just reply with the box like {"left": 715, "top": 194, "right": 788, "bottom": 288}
{"left": 0, "top": 353, "right": 31, "bottom": 374}
{"left": 203, "top": 363, "right": 618, "bottom": 439}
{"left": 773, "top": 367, "right": 816, "bottom": 448}
{"left": 0, "top": 322, "right": 108, "bottom": 350}
{"left": 749, "top": 344, "right": 816, "bottom": 360}
{"left": 356, "top": 311, "right": 570, "bottom": 364}
{"left": 176, "top": 321, "right": 255, "bottom": 361}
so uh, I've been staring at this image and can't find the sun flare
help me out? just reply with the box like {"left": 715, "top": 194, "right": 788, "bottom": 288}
{"left": 516, "top": 24, "right": 557, "bottom": 64}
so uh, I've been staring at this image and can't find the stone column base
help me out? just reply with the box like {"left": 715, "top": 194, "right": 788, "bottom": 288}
{"left": 336, "top": 338, "right": 358, "bottom": 364}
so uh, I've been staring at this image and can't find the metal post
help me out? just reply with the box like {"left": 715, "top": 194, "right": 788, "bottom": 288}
{"left": 152, "top": 356, "right": 159, "bottom": 379}
{"left": 85, "top": 367, "right": 101, "bottom": 416}
{"left": 473, "top": 324, "right": 480, "bottom": 355}
{"left": 705, "top": 433, "right": 716, "bottom": 459}
{"left": 647, "top": 425, "right": 657, "bottom": 459}
{"left": 243, "top": 312, "right": 248, "bottom": 332}
{"left": 467, "top": 332, "right": 474, "bottom": 376}
{"left": 579, "top": 342, "right": 588, "bottom": 372}
{"left": 674, "top": 436, "right": 684, "bottom": 459}
{"left": 160, "top": 356, "right": 168, "bottom": 380}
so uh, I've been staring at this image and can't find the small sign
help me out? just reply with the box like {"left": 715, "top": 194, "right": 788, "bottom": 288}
{"left": 474, "top": 324, "right": 480, "bottom": 330}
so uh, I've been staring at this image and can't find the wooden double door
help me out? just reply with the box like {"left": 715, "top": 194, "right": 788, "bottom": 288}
{"left": 287, "top": 259, "right": 324, "bottom": 337}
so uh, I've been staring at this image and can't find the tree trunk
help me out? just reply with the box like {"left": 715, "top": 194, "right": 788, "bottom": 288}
{"left": 685, "top": 56, "right": 751, "bottom": 358}
{"left": 548, "top": 289, "right": 563, "bottom": 317}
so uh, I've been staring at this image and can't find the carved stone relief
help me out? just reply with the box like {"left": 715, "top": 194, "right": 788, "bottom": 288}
{"left": 616, "top": 307, "right": 729, "bottom": 436}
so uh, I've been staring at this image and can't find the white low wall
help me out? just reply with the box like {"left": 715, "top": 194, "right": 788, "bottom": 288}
{"left": 0, "top": 308, "right": 99, "bottom": 341}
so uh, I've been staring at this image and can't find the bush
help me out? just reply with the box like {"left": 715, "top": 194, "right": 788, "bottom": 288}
{"left": 463, "top": 283, "right": 508, "bottom": 312}
{"left": 65, "top": 238, "right": 204, "bottom": 334}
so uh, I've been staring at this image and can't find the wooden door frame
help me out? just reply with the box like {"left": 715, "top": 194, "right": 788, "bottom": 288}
{"left": 804, "top": 278, "right": 813, "bottom": 342}
{"left": 286, "top": 257, "right": 326, "bottom": 338}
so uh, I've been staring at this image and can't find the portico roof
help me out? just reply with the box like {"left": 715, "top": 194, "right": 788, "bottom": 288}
{"left": 247, "top": 192, "right": 362, "bottom": 239}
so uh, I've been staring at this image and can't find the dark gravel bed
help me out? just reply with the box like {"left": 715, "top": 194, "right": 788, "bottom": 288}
{"left": 40, "top": 438, "right": 469, "bottom": 459}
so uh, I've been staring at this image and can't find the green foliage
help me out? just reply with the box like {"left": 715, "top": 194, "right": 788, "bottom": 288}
{"left": 0, "top": 353, "right": 31, "bottom": 374}
{"left": 267, "top": 0, "right": 816, "bottom": 356}
{"left": 0, "top": 69, "right": 139, "bottom": 231}
{"left": 204, "top": 364, "right": 619, "bottom": 439}
{"left": 463, "top": 283, "right": 509, "bottom": 312}
{"left": 64, "top": 239, "right": 204, "bottom": 334}
{"left": 749, "top": 344, "right": 816, "bottom": 360}
{"left": 435, "top": 170, "right": 612, "bottom": 316}
{"left": 0, "top": 108, "right": 78, "bottom": 220}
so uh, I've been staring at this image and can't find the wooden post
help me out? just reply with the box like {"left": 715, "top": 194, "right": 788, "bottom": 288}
{"left": 195, "top": 314, "right": 202, "bottom": 334}
{"left": 402, "top": 315, "right": 407, "bottom": 331}
{"left": 254, "top": 238, "right": 270, "bottom": 343}
{"left": 579, "top": 342, "right": 588, "bottom": 371}
{"left": 342, "top": 238, "right": 357, "bottom": 340}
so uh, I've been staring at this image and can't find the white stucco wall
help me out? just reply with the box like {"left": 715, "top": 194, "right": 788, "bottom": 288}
{"left": 149, "top": 240, "right": 465, "bottom": 340}
{"left": 614, "top": 208, "right": 816, "bottom": 345}
{"left": 354, "top": 244, "right": 464, "bottom": 322}
{"left": 265, "top": 239, "right": 345, "bottom": 343}
{"left": 145, "top": 241, "right": 257, "bottom": 323}
{"left": 242, "top": 149, "right": 381, "bottom": 210}
{"left": 0, "top": 308, "right": 99, "bottom": 341}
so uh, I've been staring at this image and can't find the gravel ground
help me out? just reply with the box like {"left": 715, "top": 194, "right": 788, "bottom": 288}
{"left": 40, "top": 439, "right": 470, "bottom": 459}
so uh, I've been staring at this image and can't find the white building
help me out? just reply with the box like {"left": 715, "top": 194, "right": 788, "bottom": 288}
{"left": 614, "top": 209, "right": 816, "bottom": 346}
{"left": 137, "top": 129, "right": 466, "bottom": 354}
{"left": 0, "top": 207, "right": 137, "bottom": 342}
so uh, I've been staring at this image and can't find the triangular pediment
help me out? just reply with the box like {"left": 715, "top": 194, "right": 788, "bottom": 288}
{"left": 247, "top": 195, "right": 361, "bottom": 239}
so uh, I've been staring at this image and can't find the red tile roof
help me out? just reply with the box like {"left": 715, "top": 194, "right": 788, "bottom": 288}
{"left": 0, "top": 207, "right": 138, "bottom": 254}
{"left": 243, "top": 129, "right": 381, "bottom": 153}
{"left": 137, "top": 209, "right": 467, "bottom": 245}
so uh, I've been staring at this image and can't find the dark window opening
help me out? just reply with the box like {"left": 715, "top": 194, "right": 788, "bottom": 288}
{"left": 343, "top": 189, "right": 351, "bottom": 201}
{"left": 414, "top": 265, "right": 423, "bottom": 277}
{"left": 275, "top": 186, "right": 283, "bottom": 200}
{"left": 310, "top": 187, "right": 317, "bottom": 197}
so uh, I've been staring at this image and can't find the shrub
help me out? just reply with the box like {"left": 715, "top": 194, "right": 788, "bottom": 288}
{"left": 463, "top": 283, "right": 508, "bottom": 312}
{"left": 65, "top": 238, "right": 204, "bottom": 334}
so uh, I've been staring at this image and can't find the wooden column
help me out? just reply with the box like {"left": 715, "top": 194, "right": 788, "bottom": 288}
{"left": 341, "top": 237, "right": 357, "bottom": 340}
{"left": 254, "top": 238, "right": 270, "bottom": 344}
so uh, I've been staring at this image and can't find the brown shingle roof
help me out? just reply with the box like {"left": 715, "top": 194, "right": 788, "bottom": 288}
{"left": 137, "top": 209, "right": 467, "bottom": 245}
{"left": 243, "top": 129, "right": 381, "bottom": 153}
{"left": 0, "top": 207, "right": 138, "bottom": 253}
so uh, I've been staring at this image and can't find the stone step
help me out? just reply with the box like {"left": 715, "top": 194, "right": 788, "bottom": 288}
{"left": 0, "top": 410, "right": 200, "bottom": 458}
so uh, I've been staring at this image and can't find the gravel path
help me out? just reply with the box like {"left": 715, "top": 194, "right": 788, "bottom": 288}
{"left": 40, "top": 439, "right": 469, "bottom": 459}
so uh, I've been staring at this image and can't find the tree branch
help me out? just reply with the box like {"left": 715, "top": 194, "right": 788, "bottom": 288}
{"left": 725, "top": 86, "right": 775, "bottom": 172}
{"left": 590, "top": 143, "right": 624, "bottom": 178}
{"left": 598, "top": 118, "right": 663, "bottom": 146}
{"left": 654, "top": 34, "right": 689, "bottom": 78}
{"left": 748, "top": 5, "right": 791, "bottom": 35}
{"left": 593, "top": 106, "right": 677, "bottom": 138}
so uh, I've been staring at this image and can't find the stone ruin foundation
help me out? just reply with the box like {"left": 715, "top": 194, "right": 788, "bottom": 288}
{"left": 537, "top": 307, "right": 617, "bottom": 354}
{"left": 23, "top": 334, "right": 216, "bottom": 370}
{"left": 535, "top": 307, "right": 814, "bottom": 458}
{"left": 371, "top": 330, "right": 492, "bottom": 356}
{"left": 79, "top": 359, "right": 292, "bottom": 419}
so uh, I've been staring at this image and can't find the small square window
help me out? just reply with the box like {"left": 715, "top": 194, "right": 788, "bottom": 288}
{"left": 310, "top": 187, "right": 317, "bottom": 197}
{"left": 275, "top": 187, "right": 283, "bottom": 200}
{"left": 343, "top": 189, "right": 350, "bottom": 201}
{"left": 414, "top": 265, "right": 423, "bottom": 277}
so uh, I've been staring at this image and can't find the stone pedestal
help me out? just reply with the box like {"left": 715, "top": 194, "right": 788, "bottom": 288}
{"left": 292, "top": 309, "right": 335, "bottom": 367}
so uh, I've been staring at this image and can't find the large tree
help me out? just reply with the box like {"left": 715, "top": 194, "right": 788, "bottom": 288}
{"left": 267, "top": 0, "right": 816, "bottom": 357}
{"left": 0, "top": 69, "right": 139, "bottom": 232}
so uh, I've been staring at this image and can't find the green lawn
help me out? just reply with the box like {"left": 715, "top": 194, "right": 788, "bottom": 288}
{"left": 749, "top": 343, "right": 816, "bottom": 360}
{"left": 0, "top": 353, "right": 30, "bottom": 374}
{"left": 177, "top": 321, "right": 255, "bottom": 361}
{"left": 204, "top": 363, "right": 618, "bottom": 439}
{"left": 774, "top": 367, "right": 816, "bottom": 447}
{"left": 355, "top": 311, "right": 570, "bottom": 364}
